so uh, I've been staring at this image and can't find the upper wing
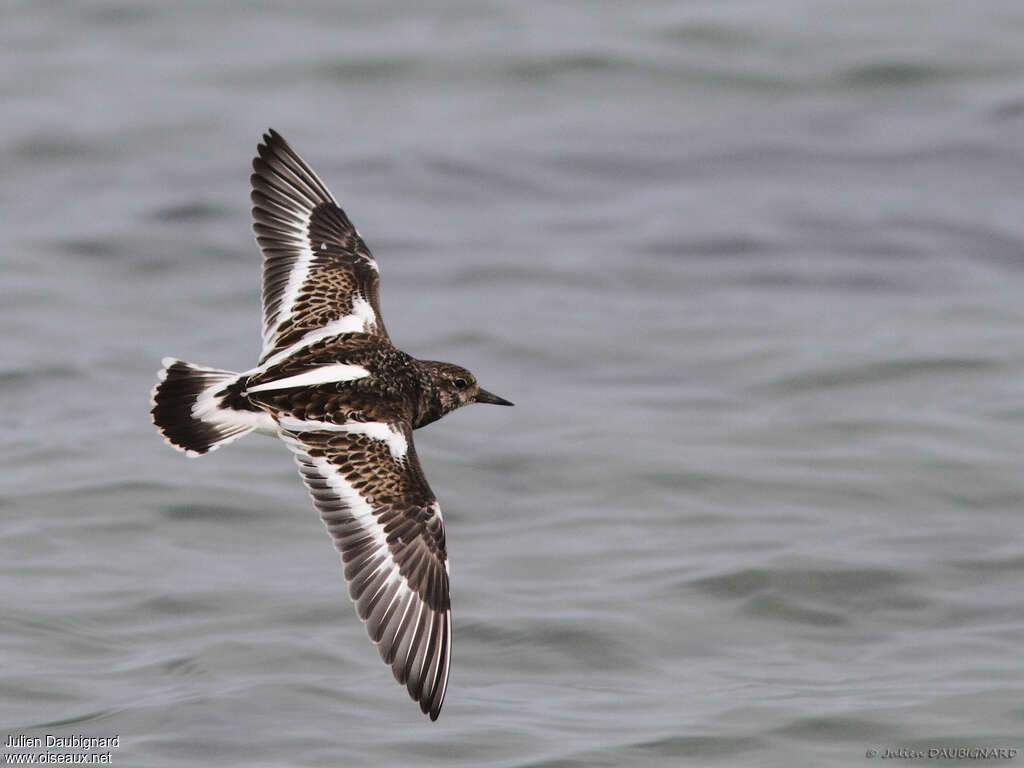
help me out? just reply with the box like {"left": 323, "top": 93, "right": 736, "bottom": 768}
{"left": 251, "top": 130, "right": 387, "bottom": 365}
{"left": 276, "top": 415, "right": 451, "bottom": 720}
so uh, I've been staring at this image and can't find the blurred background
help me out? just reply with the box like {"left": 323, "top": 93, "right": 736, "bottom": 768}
{"left": 3, "top": 2, "right": 1024, "bottom": 766}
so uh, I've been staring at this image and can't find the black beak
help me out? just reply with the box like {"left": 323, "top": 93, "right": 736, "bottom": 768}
{"left": 474, "top": 388, "right": 514, "bottom": 406}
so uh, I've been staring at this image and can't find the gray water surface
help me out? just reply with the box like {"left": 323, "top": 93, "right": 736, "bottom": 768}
{"left": 3, "top": 2, "right": 1024, "bottom": 766}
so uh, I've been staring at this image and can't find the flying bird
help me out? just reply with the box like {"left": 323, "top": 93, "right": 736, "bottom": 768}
{"left": 151, "top": 130, "right": 513, "bottom": 720}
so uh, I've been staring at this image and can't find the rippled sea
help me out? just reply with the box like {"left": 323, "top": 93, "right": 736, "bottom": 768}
{"left": 4, "top": 2, "right": 1024, "bottom": 766}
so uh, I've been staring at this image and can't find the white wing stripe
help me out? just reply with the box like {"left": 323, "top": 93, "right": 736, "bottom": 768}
{"left": 261, "top": 210, "right": 314, "bottom": 350}
{"left": 260, "top": 297, "right": 378, "bottom": 367}
{"left": 282, "top": 437, "right": 416, "bottom": 603}
{"left": 361, "top": 556, "right": 402, "bottom": 599}
{"left": 247, "top": 364, "right": 370, "bottom": 392}
{"left": 278, "top": 417, "right": 409, "bottom": 460}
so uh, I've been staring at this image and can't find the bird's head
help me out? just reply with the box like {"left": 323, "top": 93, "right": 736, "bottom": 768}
{"left": 419, "top": 361, "right": 513, "bottom": 424}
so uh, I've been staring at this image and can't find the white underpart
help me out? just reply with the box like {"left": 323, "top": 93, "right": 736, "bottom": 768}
{"left": 277, "top": 416, "right": 409, "bottom": 460}
{"left": 263, "top": 211, "right": 315, "bottom": 351}
{"left": 247, "top": 364, "right": 370, "bottom": 393}
{"left": 261, "top": 296, "right": 378, "bottom": 366}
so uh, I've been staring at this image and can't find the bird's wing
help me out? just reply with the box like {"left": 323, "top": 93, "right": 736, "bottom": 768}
{"left": 276, "top": 415, "right": 451, "bottom": 720}
{"left": 252, "top": 130, "right": 387, "bottom": 366}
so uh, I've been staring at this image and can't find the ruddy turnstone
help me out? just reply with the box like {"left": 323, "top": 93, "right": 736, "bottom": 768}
{"left": 151, "top": 130, "right": 512, "bottom": 720}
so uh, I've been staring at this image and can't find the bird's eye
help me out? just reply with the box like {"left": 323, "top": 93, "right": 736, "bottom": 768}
{"left": 453, "top": 377, "right": 468, "bottom": 390}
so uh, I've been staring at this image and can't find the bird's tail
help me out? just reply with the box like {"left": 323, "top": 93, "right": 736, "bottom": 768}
{"left": 151, "top": 358, "right": 267, "bottom": 457}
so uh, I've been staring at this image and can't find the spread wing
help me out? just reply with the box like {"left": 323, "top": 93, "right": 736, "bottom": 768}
{"left": 276, "top": 415, "right": 451, "bottom": 720}
{"left": 251, "top": 130, "right": 387, "bottom": 366}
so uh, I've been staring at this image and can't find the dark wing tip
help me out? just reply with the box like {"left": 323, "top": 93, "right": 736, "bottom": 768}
{"left": 378, "top": 602, "right": 450, "bottom": 721}
{"left": 410, "top": 610, "right": 450, "bottom": 721}
{"left": 250, "top": 129, "right": 335, "bottom": 209}
{"left": 285, "top": 429, "right": 450, "bottom": 722}
{"left": 255, "top": 128, "right": 288, "bottom": 170}
{"left": 261, "top": 127, "right": 285, "bottom": 149}
{"left": 254, "top": 128, "right": 302, "bottom": 179}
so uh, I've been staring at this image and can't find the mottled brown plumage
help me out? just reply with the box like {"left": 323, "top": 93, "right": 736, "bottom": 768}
{"left": 246, "top": 336, "right": 499, "bottom": 428}
{"left": 150, "top": 129, "right": 511, "bottom": 721}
